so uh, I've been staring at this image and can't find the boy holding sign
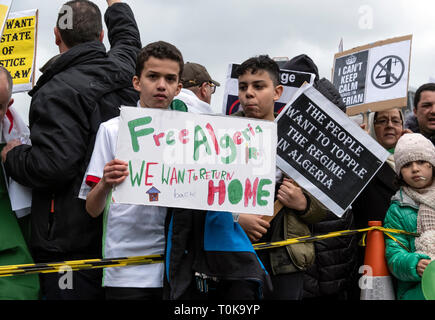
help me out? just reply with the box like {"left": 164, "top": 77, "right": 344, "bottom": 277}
{"left": 79, "top": 41, "right": 184, "bottom": 300}
{"left": 233, "top": 55, "right": 327, "bottom": 299}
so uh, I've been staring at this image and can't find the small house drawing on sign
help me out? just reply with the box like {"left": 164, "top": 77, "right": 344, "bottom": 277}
{"left": 146, "top": 186, "right": 161, "bottom": 202}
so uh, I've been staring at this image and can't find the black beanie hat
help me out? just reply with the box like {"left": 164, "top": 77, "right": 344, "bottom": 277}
{"left": 282, "top": 54, "right": 319, "bottom": 82}
{"left": 283, "top": 54, "right": 346, "bottom": 112}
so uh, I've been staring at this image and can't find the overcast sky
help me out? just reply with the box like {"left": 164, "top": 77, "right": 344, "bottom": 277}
{"left": 8, "top": 0, "right": 435, "bottom": 123}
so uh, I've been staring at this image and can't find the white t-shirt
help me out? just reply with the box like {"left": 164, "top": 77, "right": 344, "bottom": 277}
{"left": 79, "top": 109, "right": 167, "bottom": 288}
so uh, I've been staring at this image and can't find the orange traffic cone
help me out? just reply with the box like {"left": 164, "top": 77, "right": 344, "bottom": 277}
{"left": 359, "top": 221, "right": 395, "bottom": 300}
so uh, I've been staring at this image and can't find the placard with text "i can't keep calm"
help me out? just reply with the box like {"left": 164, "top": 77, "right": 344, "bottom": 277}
{"left": 275, "top": 84, "right": 389, "bottom": 217}
{"left": 332, "top": 35, "right": 412, "bottom": 116}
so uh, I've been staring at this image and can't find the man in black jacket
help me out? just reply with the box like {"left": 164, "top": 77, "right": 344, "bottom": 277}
{"left": 1, "top": 0, "right": 141, "bottom": 299}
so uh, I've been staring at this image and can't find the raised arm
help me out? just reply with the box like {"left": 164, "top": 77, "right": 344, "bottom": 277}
{"left": 104, "top": 1, "right": 141, "bottom": 71}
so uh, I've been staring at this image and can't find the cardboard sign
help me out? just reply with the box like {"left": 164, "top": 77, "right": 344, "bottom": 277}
{"left": 222, "top": 63, "right": 315, "bottom": 115}
{"left": 0, "top": 0, "right": 12, "bottom": 37}
{"left": 275, "top": 84, "right": 389, "bottom": 217}
{"left": 112, "top": 107, "right": 277, "bottom": 215}
{"left": 332, "top": 35, "right": 412, "bottom": 116}
{"left": 0, "top": 9, "right": 38, "bottom": 93}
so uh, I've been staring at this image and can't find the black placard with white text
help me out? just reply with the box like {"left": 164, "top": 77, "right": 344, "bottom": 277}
{"left": 275, "top": 85, "right": 389, "bottom": 216}
{"left": 332, "top": 50, "right": 368, "bottom": 107}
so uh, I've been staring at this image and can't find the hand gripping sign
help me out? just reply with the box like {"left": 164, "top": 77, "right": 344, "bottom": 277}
{"left": 275, "top": 84, "right": 389, "bottom": 217}
{"left": 112, "top": 107, "right": 277, "bottom": 215}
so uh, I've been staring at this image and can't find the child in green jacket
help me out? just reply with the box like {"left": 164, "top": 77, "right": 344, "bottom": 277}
{"left": 384, "top": 133, "right": 435, "bottom": 300}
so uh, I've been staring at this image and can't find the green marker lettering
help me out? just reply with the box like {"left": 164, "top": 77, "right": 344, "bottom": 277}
{"left": 128, "top": 117, "right": 154, "bottom": 152}
{"left": 257, "top": 179, "right": 272, "bottom": 206}
{"left": 129, "top": 160, "right": 145, "bottom": 186}
{"left": 220, "top": 134, "right": 237, "bottom": 164}
{"left": 228, "top": 179, "right": 243, "bottom": 205}
{"left": 193, "top": 125, "right": 211, "bottom": 161}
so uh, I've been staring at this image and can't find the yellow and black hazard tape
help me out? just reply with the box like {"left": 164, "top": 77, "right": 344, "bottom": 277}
{"left": 252, "top": 226, "right": 418, "bottom": 250}
{"left": 0, "top": 226, "right": 418, "bottom": 277}
{"left": 0, "top": 255, "right": 163, "bottom": 278}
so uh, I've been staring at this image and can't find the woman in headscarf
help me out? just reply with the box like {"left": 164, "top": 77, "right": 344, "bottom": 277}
{"left": 353, "top": 108, "right": 411, "bottom": 228}
{"left": 349, "top": 107, "right": 411, "bottom": 299}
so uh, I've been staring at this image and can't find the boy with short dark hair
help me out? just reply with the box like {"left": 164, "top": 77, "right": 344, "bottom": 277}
{"left": 134, "top": 41, "right": 184, "bottom": 79}
{"left": 79, "top": 41, "right": 184, "bottom": 300}
{"left": 233, "top": 55, "right": 327, "bottom": 300}
{"left": 235, "top": 55, "right": 283, "bottom": 121}
{"left": 163, "top": 58, "right": 276, "bottom": 301}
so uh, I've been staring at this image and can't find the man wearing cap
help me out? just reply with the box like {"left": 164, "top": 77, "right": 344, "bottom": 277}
{"left": 174, "top": 62, "right": 220, "bottom": 114}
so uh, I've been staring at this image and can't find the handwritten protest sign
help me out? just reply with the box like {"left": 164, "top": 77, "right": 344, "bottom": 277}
{"left": 275, "top": 84, "right": 389, "bottom": 217}
{"left": 222, "top": 63, "right": 315, "bottom": 115}
{"left": 0, "top": 9, "right": 38, "bottom": 93}
{"left": 0, "top": 0, "right": 11, "bottom": 36}
{"left": 332, "top": 35, "right": 412, "bottom": 116}
{"left": 112, "top": 107, "right": 277, "bottom": 215}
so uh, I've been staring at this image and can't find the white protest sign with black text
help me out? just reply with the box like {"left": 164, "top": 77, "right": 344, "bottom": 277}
{"left": 222, "top": 63, "right": 315, "bottom": 115}
{"left": 275, "top": 84, "right": 389, "bottom": 217}
{"left": 332, "top": 35, "right": 412, "bottom": 116}
{"left": 112, "top": 107, "right": 277, "bottom": 215}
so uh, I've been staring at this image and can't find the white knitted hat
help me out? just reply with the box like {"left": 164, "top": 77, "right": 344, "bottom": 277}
{"left": 394, "top": 133, "right": 435, "bottom": 176}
